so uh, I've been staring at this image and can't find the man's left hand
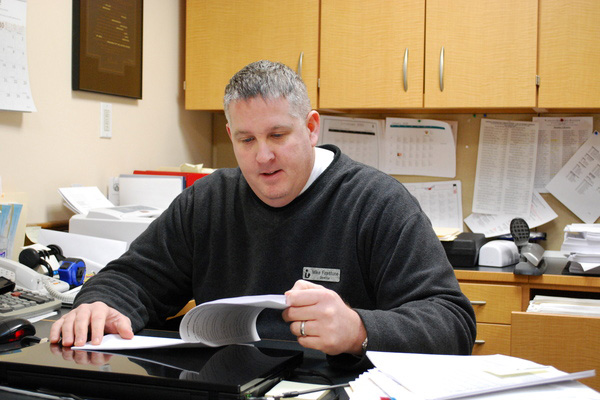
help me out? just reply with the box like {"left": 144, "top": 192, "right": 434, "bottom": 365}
{"left": 282, "top": 280, "right": 367, "bottom": 356}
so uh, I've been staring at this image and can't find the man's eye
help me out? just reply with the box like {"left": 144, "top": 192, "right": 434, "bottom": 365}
{"left": 241, "top": 137, "right": 254, "bottom": 143}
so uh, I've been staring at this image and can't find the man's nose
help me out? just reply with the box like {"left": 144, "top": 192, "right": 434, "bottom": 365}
{"left": 256, "top": 141, "right": 275, "bottom": 163}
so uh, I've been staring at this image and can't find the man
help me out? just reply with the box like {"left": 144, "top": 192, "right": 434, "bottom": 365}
{"left": 50, "top": 60, "right": 476, "bottom": 361}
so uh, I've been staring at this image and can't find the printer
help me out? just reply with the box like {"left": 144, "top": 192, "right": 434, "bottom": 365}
{"left": 69, "top": 205, "right": 162, "bottom": 248}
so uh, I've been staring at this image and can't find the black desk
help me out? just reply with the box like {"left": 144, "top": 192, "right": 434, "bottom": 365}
{"left": 1, "top": 309, "right": 360, "bottom": 400}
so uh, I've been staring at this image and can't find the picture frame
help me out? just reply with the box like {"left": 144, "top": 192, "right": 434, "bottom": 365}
{"left": 72, "top": 0, "right": 143, "bottom": 99}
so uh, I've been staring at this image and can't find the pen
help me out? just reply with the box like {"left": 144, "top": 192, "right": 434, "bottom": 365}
{"left": 247, "top": 382, "right": 350, "bottom": 399}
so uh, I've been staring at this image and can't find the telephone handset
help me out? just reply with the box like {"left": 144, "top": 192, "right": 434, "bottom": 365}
{"left": 0, "top": 257, "right": 78, "bottom": 303}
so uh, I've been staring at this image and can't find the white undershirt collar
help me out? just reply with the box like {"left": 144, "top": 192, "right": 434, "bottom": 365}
{"left": 300, "top": 147, "right": 334, "bottom": 194}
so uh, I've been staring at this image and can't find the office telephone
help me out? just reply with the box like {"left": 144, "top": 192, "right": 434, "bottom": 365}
{"left": 0, "top": 257, "right": 78, "bottom": 304}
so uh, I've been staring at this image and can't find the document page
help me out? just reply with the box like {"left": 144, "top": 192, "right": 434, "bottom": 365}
{"left": 319, "top": 115, "right": 382, "bottom": 169}
{"left": 472, "top": 119, "right": 538, "bottom": 216}
{"left": 179, "top": 294, "right": 288, "bottom": 346}
{"left": 403, "top": 180, "right": 463, "bottom": 231}
{"left": 73, "top": 294, "right": 288, "bottom": 350}
{"left": 367, "top": 351, "right": 595, "bottom": 400}
{"left": 465, "top": 191, "right": 558, "bottom": 237}
{"left": 533, "top": 117, "right": 594, "bottom": 192}
{"left": 546, "top": 133, "right": 600, "bottom": 223}
{"left": 380, "top": 118, "right": 456, "bottom": 178}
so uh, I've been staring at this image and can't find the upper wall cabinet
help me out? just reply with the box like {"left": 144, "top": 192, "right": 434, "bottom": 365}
{"left": 424, "top": 0, "right": 538, "bottom": 108}
{"left": 538, "top": 0, "right": 600, "bottom": 108}
{"left": 319, "top": 0, "right": 425, "bottom": 109}
{"left": 185, "top": 0, "right": 319, "bottom": 110}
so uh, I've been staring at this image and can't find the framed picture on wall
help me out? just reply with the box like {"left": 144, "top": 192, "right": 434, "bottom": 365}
{"left": 72, "top": 0, "right": 143, "bottom": 99}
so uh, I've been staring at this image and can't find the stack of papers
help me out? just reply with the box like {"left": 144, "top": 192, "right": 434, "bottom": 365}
{"left": 58, "top": 186, "right": 114, "bottom": 215}
{"left": 345, "top": 352, "right": 597, "bottom": 400}
{"left": 527, "top": 295, "right": 600, "bottom": 317}
{"left": 561, "top": 224, "right": 600, "bottom": 274}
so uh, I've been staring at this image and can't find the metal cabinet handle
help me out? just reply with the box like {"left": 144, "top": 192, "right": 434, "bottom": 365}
{"left": 470, "top": 300, "right": 486, "bottom": 306}
{"left": 474, "top": 339, "right": 486, "bottom": 345}
{"left": 403, "top": 48, "right": 409, "bottom": 92}
{"left": 297, "top": 51, "right": 304, "bottom": 78}
{"left": 439, "top": 46, "right": 445, "bottom": 92}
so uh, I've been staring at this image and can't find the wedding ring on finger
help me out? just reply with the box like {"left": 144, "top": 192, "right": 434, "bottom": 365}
{"left": 300, "top": 320, "right": 307, "bottom": 337}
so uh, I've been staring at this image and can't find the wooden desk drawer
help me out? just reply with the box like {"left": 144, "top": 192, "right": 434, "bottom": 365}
{"left": 459, "top": 283, "right": 522, "bottom": 324}
{"left": 472, "top": 323, "right": 511, "bottom": 356}
{"left": 512, "top": 312, "right": 600, "bottom": 392}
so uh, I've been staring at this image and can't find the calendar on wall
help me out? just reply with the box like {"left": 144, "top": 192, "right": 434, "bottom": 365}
{"left": 0, "top": 0, "right": 36, "bottom": 112}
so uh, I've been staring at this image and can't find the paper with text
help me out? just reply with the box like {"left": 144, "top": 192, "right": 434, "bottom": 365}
{"left": 404, "top": 180, "right": 463, "bottom": 232}
{"left": 533, "top": 117, "right": 594, "bottom": 193}
{"left": 465, "top": 191, "right": 558, "bottom": 238}
{"left": 381, "top": 118, "right": 456, "bottom": 178}
{"left": 472, "top": 119, "right": 538, "bottom": 216}
{"left": 73, "top": 294, "right": 288, "bottom": 350}
{"left": 319, "top": 115, "right": 383, "bottom": 169}
{"left": 367, "top": 351, "right": 595, "bottom": 400}
{"left": 546, "top": 133, "right": 600, "bottom": 223}
{"left": 0, "top": 0, "right": 36, "bottom": 112}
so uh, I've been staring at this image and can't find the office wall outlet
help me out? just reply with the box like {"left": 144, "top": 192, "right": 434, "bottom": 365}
{"left": 100, "top": 103, "right": 112, "bottom": 138}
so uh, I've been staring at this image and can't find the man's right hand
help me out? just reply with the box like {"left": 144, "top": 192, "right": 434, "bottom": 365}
{"left": 49, "top": 302, "right": 134, "bottom": 347}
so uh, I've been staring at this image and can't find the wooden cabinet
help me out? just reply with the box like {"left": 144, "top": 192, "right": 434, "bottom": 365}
{"left": 459, "top": 283, "right": 522, "bottom": 355}
{"left": 319, "top": 0, "right": 425, "bottom": 109}
{"left": 186, "top": 1, "right": 597, "bottom": 111}
{"left": 456, "top": 268, "right": 600, "bottom": 391}
{"left": 185, "top": 0, "right": 319, "bottom": 110}
{"left": 537, "top": 0, "right": 600, "bottom": 108}
{"left": 424, "top": 0, "right": 538, "bottom": 108}
{"left": 512, "top": 312, "right": 600, "bottom": 391}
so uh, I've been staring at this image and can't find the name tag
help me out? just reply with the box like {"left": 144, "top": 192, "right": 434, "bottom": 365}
{"left": 303, "top": 267, "right": 340, "bottom": 283}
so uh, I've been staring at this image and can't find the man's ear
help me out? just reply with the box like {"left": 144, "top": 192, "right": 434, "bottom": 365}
{"left": 226, "top": 123, "right": 232, "bottom": 141}
{"left": 306, "top": 111, "right": 320, "bottom": 146}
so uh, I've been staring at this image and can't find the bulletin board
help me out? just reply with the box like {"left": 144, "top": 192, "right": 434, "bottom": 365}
{"left": 72, "top": 0, "right": 143, "bottom": 99}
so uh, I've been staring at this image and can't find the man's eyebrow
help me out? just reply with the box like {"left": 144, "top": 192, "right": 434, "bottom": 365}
{"left": 233, "top": 124, "right": 293, "bottom": 136}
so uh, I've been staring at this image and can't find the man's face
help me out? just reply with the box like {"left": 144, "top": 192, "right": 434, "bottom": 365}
{"left": 226, "top": 96, "right": 320, "bottom": 208}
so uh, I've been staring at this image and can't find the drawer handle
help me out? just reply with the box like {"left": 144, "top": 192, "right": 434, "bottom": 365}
{"left": 439, "top": 46, "right": 445, "bottom": 92}
{"left": 403, "top": 48, "right": 409, "bottom": 92}
{"left": 297, "top": 51, "right": 304, "bottom": 78}
{"left": 474, "top": 339, "right": 485, "bottom": 345}
{"left": 470, "top": 300, "right": 486, "bottom": 306}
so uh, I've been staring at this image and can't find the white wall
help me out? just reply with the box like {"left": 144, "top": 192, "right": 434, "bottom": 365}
{"left": 0, "top": 0, "right": 212, "bottom": 224}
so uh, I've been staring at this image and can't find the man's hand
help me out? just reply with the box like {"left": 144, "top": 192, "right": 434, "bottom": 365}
{"left": 282, "top": 280, "right": 367, "bottom": 356}
{"left": 49, "top": 302, "right": 133, "bottom": 347}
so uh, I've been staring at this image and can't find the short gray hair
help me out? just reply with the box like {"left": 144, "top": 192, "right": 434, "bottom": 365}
{"left": 223, "top": 60, "right": 311, "bottom": 123}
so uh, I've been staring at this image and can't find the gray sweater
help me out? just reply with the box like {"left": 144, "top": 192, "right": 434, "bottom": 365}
{"left": 75, "top": 145, "right": 476, "bottom": 356}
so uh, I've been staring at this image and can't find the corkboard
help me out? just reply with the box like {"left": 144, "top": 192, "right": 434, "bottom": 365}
{"left": 212, "top": 111, "right": 600, "bottom": 250}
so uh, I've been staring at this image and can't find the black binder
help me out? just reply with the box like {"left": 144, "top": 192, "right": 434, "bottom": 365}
{"left": 0, "top": 341, "right": 303, "bottom": 399}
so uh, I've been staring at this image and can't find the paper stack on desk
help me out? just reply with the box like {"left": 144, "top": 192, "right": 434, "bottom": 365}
{"left": 561, "top": 224, "right": 600, "bottom": 275}
{"left": 345, "top": 352, "right": 597, "bottom": 400}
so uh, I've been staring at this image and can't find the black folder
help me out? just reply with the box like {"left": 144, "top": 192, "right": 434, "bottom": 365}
{"left": 0, "top": 341, "right": 303, "bottom": 399}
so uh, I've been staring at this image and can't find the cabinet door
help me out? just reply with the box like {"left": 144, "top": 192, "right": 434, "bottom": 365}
{"left": 319, "top": 0, "right": 425, "bottom": 109}
{"left": 424, "top": 0, "right": 537, "bottom": 108}
{"left": 538, "top": 0, "right": 600, "bottom": 108}
{"left": 185, "top": 0, "right": 319, "bottom": 110}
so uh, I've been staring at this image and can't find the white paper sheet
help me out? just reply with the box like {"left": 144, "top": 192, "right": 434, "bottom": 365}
{"left": 472, "top": 119, "right": 539, "bottom": 216}
{"left": 380, "top": 118, "right": 456, "bottom": 178}
{"left": 58, "top": 186, "right": 114, "bottom": 215}
{"left": 0, "top": 0, "right": 36, "bottom": 112}
{"left": 533, "top": 117, "right": 594, "bottom": 193}
{"left": 366, "top": 351, "right": 595, "bottom": 400}
{"left": 546, "top": 133, "right": 600, "bottom": 224}
{"left": 465, "top": 191, "right": 558, "bottom": 238}
{"left": 403, "top": 180, "right": 463, "bottom": 231}
{"left": 319, "top": 115, "right": 383, "bottom": 169}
